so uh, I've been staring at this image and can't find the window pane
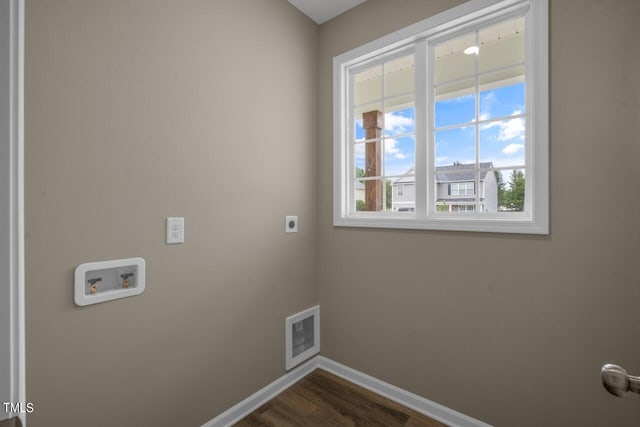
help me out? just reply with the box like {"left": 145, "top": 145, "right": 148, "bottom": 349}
{"left": 385, "top": 54, "right": 414, "bottom": 97}
{"left": 357, "top": 179, "right": 384, "bottom": 211}
{"left": 354, "top": 178, "right": 366, "bottom": 211}
{"left": 434, "top": 31, "right": 476, "bottom": 84}
{"left": 479, "top": 117, "right": 525, "bottom": 167}
{"left": 434, "top": 79, "right": 474, "bottom": 99}
{"left": 479, "top": 16, "right": 525, "bottom": 73}
{"left": 353, "top": 101, "right": 383, "bottom": 142}
{"left": 355, "top": 140, "right": 382, "bottom": 178}
{"left": 354, "top": 117, "right": 365, "bottom": 141}
{"left": 354, "top": 146, "right": 366, "bottom": 177}
{"left": 479, "top": 65, "right": 525, "bottom": 91}
{"left": 384, "top": 136, "right": 415, "bottom": 177}
{"left": 390, "top": 174, "right": 415, "bottom": 212}
{"left": 384, "top": 178, "right": 393, "bottom": 212}
{"left": 435, "top": 163, "right": 478, "bottom": 212}
{"left": 435, "top": 88, "right": 475, "bottom": 128}
{"left": 496, "top": 168, "right": 525, "bottom": 212}
{"left": 354, "top": 64, "right": 382, "bottom": 105}
{"left": 434, "top": 127, "right": 476, "bottom": 167}
{"left": 384, "top": 105, "right": 415, "bottom": 136}
{"left": 480, "top": 80, "right": 525, "bottom": 121}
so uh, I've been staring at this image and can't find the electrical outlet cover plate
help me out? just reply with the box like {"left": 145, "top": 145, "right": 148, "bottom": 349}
{"left": 166, "top": 217, "right": 185, "bottom": 244}
{"left": 285, "top": 215, "right": 298, "bottom": 233}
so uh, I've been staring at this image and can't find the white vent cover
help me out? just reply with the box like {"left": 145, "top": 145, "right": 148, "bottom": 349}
{"left": 285, "top": 305, "right": 320, "bottom": 370}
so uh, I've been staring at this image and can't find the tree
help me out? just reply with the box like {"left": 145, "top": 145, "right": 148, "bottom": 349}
{"left": 355, "top": 167, "right": 365, "bottom": 211}
{"left": 386, "top": 180, "right": 392, "bottom": 210}
{"left": 355, "top": 166, "right": 391, "bottom": 210}
{"left": 505, "top": 170, "right": 525, "bottom": 211}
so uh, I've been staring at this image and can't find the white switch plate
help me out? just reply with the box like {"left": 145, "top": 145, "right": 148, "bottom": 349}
{"left": 285, "top": 215, "right": 298, "bottom": 233}
{"left": 166, "top": 217, "right": 185, "bottom": 244}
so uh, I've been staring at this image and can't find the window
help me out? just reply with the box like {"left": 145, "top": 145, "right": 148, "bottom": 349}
{"left": 333, "top": 0, "right": 548, "bottom": 234}
{"left": 450, "top": 182, "right": 474, "bottom": 196}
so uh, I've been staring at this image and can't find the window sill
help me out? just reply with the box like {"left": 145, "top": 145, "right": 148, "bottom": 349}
{"left": 334, "top": 213, "right": 548, "bottom": 235}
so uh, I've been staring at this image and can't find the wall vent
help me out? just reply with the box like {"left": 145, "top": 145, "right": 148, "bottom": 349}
{"left": 285, "top": 305, "right": 320, "bottom": 370}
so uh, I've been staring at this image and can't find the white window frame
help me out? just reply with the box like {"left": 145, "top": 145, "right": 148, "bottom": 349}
{"left": 333, "top": 0, "right": 548, "bottom": 234}
{"left": 1, "top": 0, "right": 26, "bottom": 424}
{"left": 458, "top": 205, "right": 476, "bottom": 212}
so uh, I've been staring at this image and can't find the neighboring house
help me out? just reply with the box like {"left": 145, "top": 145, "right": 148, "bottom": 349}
{"left": 392, "top": 173, "right": 416, "bottom": 212}
{"left": 392, "top": 163, "right": 498, "bottom": 212}
{"left": 355, "top": 180, "right": 365, "bottom": 206}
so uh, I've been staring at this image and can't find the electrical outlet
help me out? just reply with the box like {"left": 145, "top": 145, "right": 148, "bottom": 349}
{"left": 285, "top": 215, "right": 298, "bottom": 233}
{"left": 166, "top": 217, "right": 185, "bottom": 244}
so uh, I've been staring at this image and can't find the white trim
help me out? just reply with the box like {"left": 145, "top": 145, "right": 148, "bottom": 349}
{"left": 202, "top": 356, "right": 493, "bottom": 427}
{"left": 201, "top": 358, "right": 318, "bottom": 427}
{"left": 13, "top": 0, "right": 26, "bottom": 423}
{"left": 316, "top": 357, "right": 493, "bottom": 427}
{"left": 333, "top": 0, "right": 548, "bottom": 234}
{"left": 2, "top": 0, "right": 26, "bottom": 424}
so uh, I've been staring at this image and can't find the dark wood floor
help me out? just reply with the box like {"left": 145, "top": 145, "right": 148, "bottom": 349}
{"left": 233, "top": 369, "right": 448, "bottom": 427}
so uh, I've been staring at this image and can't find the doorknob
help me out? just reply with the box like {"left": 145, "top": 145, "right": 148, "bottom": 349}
{"left": 601, "top": 364, "right": 640, "bottom": 397}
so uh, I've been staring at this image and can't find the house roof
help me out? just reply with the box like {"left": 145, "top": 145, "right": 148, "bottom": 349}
{"left": 393, "top": 169, "right": 416, "bottom": 184}
{"left": 392, "top": 163, "right": 494, "bottom": 184}
{"left": 436, "top": 162, "right": 493, "bottom": 182}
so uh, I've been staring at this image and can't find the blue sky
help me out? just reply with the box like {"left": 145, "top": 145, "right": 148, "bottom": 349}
{"left": 355, "top": 82, "right": 526, "bottom": 176}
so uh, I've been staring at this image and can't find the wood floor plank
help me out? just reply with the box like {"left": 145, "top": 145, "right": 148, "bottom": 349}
{"left": 233, "top": 369, "right": 449, "bottom": 427}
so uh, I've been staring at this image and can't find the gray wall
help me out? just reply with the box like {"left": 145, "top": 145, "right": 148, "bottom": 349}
{"left": 24, "top": 1, "right": 317, "bottom": 426}
{"left": 317, "top": 1, "right": 640, "bottom": 426}
{"left": 23, "top": 0, "right": 640, "bottom": 426}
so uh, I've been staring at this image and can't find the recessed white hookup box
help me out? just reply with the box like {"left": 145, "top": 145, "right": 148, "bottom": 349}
{"left": 74, "top": 257, "right": 146, "bottom": 306}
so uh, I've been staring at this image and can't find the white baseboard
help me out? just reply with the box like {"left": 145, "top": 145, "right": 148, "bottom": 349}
{"left": 201, "top": 358, "right": 318, "bottom": 427}
{"left": 203, "top": 356, "right": 493, "bottom": 427}
{"left": 315, "top": 356, "right": 493, "bottom": 427}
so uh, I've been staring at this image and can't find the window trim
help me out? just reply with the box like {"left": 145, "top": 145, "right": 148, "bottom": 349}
{"left": 333, "top": 0, "right": 548, "bottom": 234}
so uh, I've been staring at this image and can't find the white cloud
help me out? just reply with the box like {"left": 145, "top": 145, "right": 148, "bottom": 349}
{"left": 498, "top": 117, "right": 525, "bottom": 141}
{"left": 480, "top": 110, "right": 525, "bottom": 141}
{"left": 440, "top": 93, "right": 474, "bottom": 104}
{"left": 479, "top": 91, "right": 497, "bottom": 118}
{"left": 385, "top": 138, "right": 406, "bottom": 160}
{"left": 355, "top": 138, "right": 407, "bottom": 163}
{"left": 435, "top": 156, "right": 449, "bottom": 165}
{"left": 385, "top": 112, "right": 413, "bottom": 134}
{"left": 502, "top": 143, "right": 524, "bottom": 155}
